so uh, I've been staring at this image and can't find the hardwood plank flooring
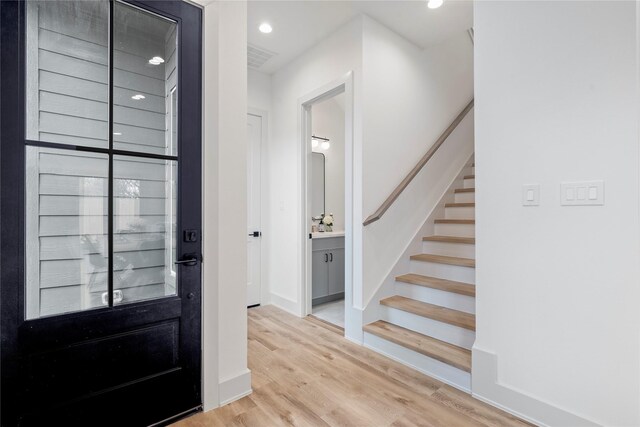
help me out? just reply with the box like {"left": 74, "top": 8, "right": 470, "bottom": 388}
{"left": 172, "top": 305, "right": 531, "bottom": 427}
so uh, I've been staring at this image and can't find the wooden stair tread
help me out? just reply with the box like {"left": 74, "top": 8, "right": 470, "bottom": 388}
{"left": 396, "top": 273, "right": 475, "bottom": 297}
{"left": 445, "top": 202, "right": 475, "bottom": 208}
{"left": 463, "top": 175, "right": 475, "bottom": 180}
{"left": 364, "top": 320, "right": 471, "bottom": 372}
{"left": 422, "top": 236, "right": 475, "bottom": 244}
{"left": 454, "top": 188, "right": 475, "bottom": 193}
{"left": 380, "top": 296, "right": 476, "bottom": 331}
{"left": 410, "top": 253, "right": 475, "bottom": 267}
{"left": 434, "top": 219, "right": 475, "bottom": 224}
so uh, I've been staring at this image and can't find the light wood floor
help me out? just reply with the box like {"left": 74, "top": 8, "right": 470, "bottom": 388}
{"left": 173, "top": 305, "right": 532, "bottom": 427}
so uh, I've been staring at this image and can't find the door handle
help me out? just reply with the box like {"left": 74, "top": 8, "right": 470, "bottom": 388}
{"left": 325, "top": 253, "right": 328, "bottom": 263}
{"left": 329, "top": 252, "right": 333, "bottom": 262}
{"left": 175, "top": 253, "right": 202, "bottom": 267}
{"left": 248, "top": 231, "right": 261, "bottom": 237}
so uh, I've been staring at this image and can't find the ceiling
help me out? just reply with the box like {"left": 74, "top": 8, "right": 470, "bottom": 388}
{"left": 248, "top": 0, "right": 473, "bottom": 74}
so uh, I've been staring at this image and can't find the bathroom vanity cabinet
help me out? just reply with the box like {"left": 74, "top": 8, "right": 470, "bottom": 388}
{"left": 311, "top": 234, "right": 344, "bottom": 306}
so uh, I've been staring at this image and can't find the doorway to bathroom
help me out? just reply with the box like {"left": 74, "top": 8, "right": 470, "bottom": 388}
{"left": 300, "top": 73, "right": 353, "bottom": 333}
{"left": 309, "top": 93, "right": 346, "bottom": 328}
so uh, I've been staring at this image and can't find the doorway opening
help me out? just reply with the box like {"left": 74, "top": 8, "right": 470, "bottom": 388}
{"left": 299, "top": 73, "right": 354, "bottom": 334}
{"left": 308, "top": 93, "right": 346, "bottom": 328}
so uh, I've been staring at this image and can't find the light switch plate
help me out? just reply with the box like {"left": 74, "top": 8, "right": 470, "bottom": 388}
{"left": 561, "top": 180, "right": 604, "bottom": 206}
{"left": 522, "top": 184, "right": 540, "bottom": 206}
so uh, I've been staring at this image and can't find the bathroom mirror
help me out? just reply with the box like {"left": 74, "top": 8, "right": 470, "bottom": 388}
{"left": 311, "top": 152, "right": 325, "bottom": 217}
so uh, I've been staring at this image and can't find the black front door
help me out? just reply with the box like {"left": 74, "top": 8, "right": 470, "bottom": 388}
{"left": 0, "top": 1, "right": 202, "bottom": 425}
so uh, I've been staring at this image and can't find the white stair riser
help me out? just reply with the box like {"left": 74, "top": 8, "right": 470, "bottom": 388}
{"left": 380, "top": 305, "right": 475, "bottom": 349}
{"left": 434, "top": 223, "right": 475, "bottom": 238}
{"left": 454, "top": 192, "right": 475, "bottom": 203}
{"left": 395, "top": 282, "right": 475, "bottom": 314}
{"left": 463, "top": 178, "right": 475, "bottom": 189}
{"left": 421, "top": 240, "right": 475, "bottom": 258}
{"left": 410, "top": 259, "right": 475, "bottom": 284}
{"left": 363, "top": 332, "right": 471, "bottom": 392}
{"left": 445, "top": 206, "right": 475, "bottom": 220}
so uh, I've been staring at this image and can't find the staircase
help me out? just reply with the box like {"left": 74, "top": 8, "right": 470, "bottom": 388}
{"left": 363, "top": 161, "right": 476, "bottom": 392}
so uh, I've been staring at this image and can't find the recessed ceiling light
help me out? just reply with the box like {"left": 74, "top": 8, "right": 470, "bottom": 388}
{"left": 427, "top": 0, "right": 443, "bottom": 9}
{"left": 131, "top": 94, "right": 146, "bottom": 100}
{"left": 259, "top": 22, "right": 272, "bottom": 34}
{"left": 148, "top": 56, "right": 165, "bottom": 65}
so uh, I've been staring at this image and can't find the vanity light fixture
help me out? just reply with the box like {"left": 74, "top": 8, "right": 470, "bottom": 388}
{"left": 312, "top": 135, "right": 330, "bottom": 150}
{"left": 427, "top": 0, "right": 443, "bottom": 9}
{"left": 259, "top": 22, "right": 273, "bottom": 34}
{"left": 148, "top": 56, "right": 165, "bottom": 65}
{"left": 131, "top": 94, "right": 146, "bottom": 100}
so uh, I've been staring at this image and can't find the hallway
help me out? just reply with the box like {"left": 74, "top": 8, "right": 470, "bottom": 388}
{"left": 174, "top": 306, "right": 530, "bottom": 426}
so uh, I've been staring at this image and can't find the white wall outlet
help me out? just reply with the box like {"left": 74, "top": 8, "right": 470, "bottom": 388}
{"left": 561, "top": 180, "right": 604, "bottom": 206}
{"left": 522, "top": 184, "right": 540, "bottom": 206}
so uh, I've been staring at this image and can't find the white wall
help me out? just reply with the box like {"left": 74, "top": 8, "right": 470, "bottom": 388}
{"left": 201, "top": 0, "right": 250, "bottom": 410}
{"left": 312, "top": 94, "right": 345, "bottom": 231}
{"left": 474, "top": 2, "right": 640, "bottom": 426}
{"left": 360, "top": 19, "right": 474, "bottom": 309}
{"left": 248, "top": 68, "right": 271, "bottom": 112}
{"left": 267, "top": 17, "right": 363, "bottom": 321}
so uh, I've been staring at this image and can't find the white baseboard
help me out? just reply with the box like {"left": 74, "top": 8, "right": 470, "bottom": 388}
{"left": 268, "top": 292, "right": 301, "bottom": 316}
{"left": 472, "top": 347, "right": 601, "bottom": 427}
{"left": 218, "top": 369, "right": 252, "bottom": 406}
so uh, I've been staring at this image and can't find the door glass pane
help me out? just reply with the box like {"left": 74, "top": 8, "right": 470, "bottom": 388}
{"left": 113, "top": 2, "right": 178, "bottom": 156}
{"left": 113, "top": 156, "right": 177, "bottom": 304}
{"left": 25, "top": 1, "right": 109, "bottom": 148}
{"left": 25, "top": 147, "right": 109, "bottom": 319}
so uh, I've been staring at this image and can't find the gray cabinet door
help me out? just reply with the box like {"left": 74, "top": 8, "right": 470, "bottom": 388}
{"left": 312, "top": 250, "right": 329, "bottom": 299}
{"left": 328, "top": 248, "right": 345, "bottom": 295}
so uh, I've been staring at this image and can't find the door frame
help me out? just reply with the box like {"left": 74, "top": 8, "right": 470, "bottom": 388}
{"left": 0, "top": 0, "right": 203, "bottom": 424}
{"left": 298, "top": 72, "right": 354, "bottom": 330}
{"left": 247, "top": 108, "right": 269, "bottom": 307}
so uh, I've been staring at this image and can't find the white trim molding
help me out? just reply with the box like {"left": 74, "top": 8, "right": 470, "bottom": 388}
{"left": 218, "top": 369, "right": 252, "bottom": 406}
{"left": 472, "top": 347, "right": 601, "bottom": 427}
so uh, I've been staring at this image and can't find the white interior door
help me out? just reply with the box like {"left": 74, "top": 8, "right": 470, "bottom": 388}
{"left": 247, "top": 114, "right": 262, "bottom": 306}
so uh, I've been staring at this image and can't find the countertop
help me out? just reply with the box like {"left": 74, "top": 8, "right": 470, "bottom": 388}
{"left": 312, "top": 231, "right": 345, "bottom": 239}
